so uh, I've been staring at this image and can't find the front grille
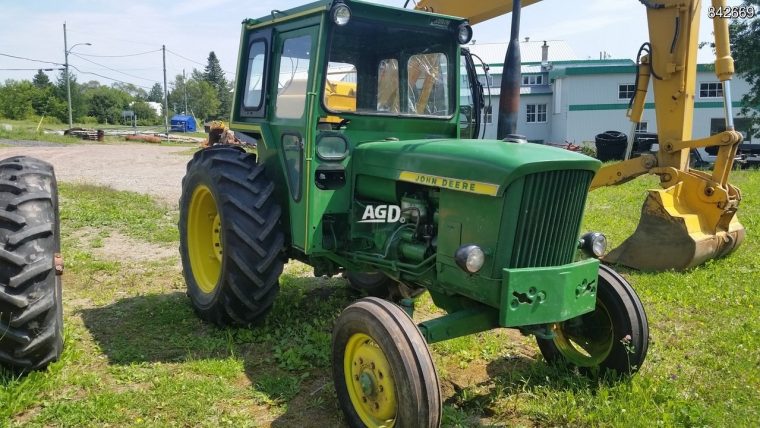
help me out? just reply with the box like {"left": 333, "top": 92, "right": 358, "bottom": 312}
{"left": 509, "top": 169, "right": 594, "bottom": 268}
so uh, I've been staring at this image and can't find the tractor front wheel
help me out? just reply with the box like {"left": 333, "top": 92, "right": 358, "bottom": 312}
{"left": 536, "top": 264, "right": 649, "bottom": 375}
{"left": 179, "top": 146, "right": 285, "bottom": 327}
{"left": 332, "top": 297, "right": 441, "bottom": 428}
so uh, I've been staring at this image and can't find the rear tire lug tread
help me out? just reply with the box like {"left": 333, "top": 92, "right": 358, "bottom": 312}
{"left": 9, "top": 192, "right": 52, "bottom": 210}
{"left": 9, "top": 257, "right": 53, "bottom": 288}
{"left": 7, "top": 223, "right": 54, "bottom": 247}
{"left": 9, "top": 292, "right": 54, "bottom": 326}
{"left": 180, "top": 147, "right": 282, "bottom": 328}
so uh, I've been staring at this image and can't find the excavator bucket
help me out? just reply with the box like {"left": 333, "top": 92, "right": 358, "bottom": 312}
{"left": 603, "top": 185, "right": 745, "bottom": 271}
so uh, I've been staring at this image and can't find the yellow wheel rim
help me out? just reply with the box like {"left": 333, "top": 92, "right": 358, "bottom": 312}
{"left": 187, "top": 185, "right": 222, "bottom": 294}
{"left": 344, "top": 333, "right": 397, "bottom": 427}
{"left": 550, "top": 300, "right": 614, "bottom": 367}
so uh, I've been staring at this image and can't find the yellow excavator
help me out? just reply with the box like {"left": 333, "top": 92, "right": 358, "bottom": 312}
{"left": 412, "top": 0, "right": 745, "bottom": 271}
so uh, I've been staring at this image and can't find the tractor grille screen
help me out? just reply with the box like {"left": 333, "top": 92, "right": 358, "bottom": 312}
{"left": 509, "top": 169, "right": 595, "bottom": 268}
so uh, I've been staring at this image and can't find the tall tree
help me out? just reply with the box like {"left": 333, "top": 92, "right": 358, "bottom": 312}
{"left": 148, "top": 83, "right": 164, "bottom": 103}
{"left": 730, "top": 0, "right": 760, "bottom": 138}
{"left": 32, "top": 70, "right": 51, "bottom": 88}
{"left": 203, "top": 51, "right": 226, "bottom": 88}
{"left": 202, "top": 52, "right": 231, "bottom": 118}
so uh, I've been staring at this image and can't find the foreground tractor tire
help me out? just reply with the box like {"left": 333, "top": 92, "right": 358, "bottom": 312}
{"left": 332, "top": 297, "right": 441, "bottom": 428}
{"left": 179, "top": 146, "right": 285, "bottom": 327}
{"left": 0, "top": 156, "right": 62, "bottom": 372}
{"left": 537, "top": 264, "right": 649, "bottom": 375}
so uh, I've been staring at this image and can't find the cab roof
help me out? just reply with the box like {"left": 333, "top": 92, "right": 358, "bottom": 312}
{"left": 243, "top": 0, "right": 467, "bottom": 30}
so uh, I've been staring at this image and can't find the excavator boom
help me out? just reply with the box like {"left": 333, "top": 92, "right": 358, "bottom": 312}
{"left": 415, "top": 0, "right": 541, "bottom": 25}
{"left": 413, "top": 0, "right": 745, "bottom": 271}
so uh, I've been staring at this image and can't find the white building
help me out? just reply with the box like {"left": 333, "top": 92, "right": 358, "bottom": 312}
{"left": 467, "top": 41, "right": 758, "bottom": 146}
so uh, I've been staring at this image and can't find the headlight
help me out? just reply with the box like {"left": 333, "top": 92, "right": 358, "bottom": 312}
{"left": 579, "top": 232, "right": 607, "bottom": 258}
{"left": 457, "top": 23, "right": 473, "bottom": 44}
{"left": 455, "top": 244, "right": 485, "bottom": 273}
{"left": 316, "top": 133, "right": 349, "bottom": 161}
{"left": 332, "top": 4, "right": 351, "bottom": 26}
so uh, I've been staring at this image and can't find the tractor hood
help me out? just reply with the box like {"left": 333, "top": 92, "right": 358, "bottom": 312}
{"left": 352, "top": 139, "right": 601, "bottom": 197}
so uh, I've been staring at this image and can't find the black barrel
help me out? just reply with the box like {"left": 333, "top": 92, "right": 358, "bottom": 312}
{"left": 595, "top": 130, "right": 628, "bottom": 161}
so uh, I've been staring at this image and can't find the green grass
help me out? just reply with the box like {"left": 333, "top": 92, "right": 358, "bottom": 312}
{"left": 0, "top": 120, "right": 82, "bottom": 145}
{"left": 2, "top": 173, "right": 759, "bottom": 427}
{"left": 59, "top": 183, "right": 178, "bottom": 244}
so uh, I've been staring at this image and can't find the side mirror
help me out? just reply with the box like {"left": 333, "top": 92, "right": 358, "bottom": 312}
{"left": 460, "top": 105, "right": 473, "bottom": 125}
{"left": 459, "top": 105, "right": 474, "bottom": 138}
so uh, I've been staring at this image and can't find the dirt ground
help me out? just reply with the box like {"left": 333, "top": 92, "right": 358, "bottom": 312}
{"left": 0, "top": 141, "right": 191, "bottom": 207}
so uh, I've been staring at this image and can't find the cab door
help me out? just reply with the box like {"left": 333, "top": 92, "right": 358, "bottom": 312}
{"left": 269, "top": 26, "right": 318, "bottom": 251}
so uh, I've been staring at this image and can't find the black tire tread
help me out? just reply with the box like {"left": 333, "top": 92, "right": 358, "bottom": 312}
{"left": 536, "top": 264, "right": 649, "bottom": 375}
{"left": 0, "top": 156, "right": 62, "bottom": 372}
{"left": 332, "top": 297, "right": 441, "bottom": 428}
{"left": 367, "top": 298, "right": 441, "bottom": 428}
{"left": 9, "top": 291, "right": 53, "bottom": 327}
{"left": 179, "top": 147, "right": 284, "bottom": 327}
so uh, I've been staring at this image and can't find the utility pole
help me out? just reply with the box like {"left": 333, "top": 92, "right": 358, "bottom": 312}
{"left": 63, "top": 24, "right": 90, "bottom": 130}
{"left": 162, "top": 45, "right": 169, "bottom": 141}
{"left": 63, "top": 23, "right": 72, "bottom": 130}
{"left": 183, "top": 69, "right": 188, "bottom": 114}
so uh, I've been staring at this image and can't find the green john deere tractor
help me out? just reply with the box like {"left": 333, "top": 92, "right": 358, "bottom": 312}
{"left": 179, "top": 1, "right": 649, "bottom": 426}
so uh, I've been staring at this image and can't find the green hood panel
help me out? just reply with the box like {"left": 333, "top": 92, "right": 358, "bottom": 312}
{"left": 353, "top": 139, "right": 601, "bottom": 196}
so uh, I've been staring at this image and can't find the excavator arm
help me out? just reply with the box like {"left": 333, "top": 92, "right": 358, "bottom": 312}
{"left": 412, "top": 0, "right": 745, "bottom": 271}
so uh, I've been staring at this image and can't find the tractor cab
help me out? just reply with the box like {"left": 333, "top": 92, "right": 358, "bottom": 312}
{"left": 231, "top": 0, "right": 478, "bottom": 254}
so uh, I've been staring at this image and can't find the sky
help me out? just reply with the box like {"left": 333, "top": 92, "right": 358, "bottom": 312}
{"left": 0, "top": 0, "right": 745, "bottom": 89}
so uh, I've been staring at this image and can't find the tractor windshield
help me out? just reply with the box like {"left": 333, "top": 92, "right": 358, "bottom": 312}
{"left": 323, "top": 18, "right": 456, "bottom": 118}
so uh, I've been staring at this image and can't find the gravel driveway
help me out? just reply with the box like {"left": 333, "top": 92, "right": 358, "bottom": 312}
{"left": 0, "top": 141, "right": 192, "bottom": 207}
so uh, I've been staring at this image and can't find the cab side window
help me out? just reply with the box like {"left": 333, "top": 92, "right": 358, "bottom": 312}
{"left": 244, "top": 41, "right": 266, "bottom": 110}
{"left": 275, "top": 35, "right": 312, "bottom": 119}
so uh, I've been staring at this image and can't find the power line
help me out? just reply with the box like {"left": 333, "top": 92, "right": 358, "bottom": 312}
{"left": 70, "top": 52, "right": 159, "bottom": 84}
{"left": 75, "top": 48, "right": 162, "bottom": 58}
{"left": 166, "top": 49, "right": 235, "bottom": 76}
{"left": 69, "top": 64, "right": 153, "bottom": 89}
{"left": 0, "top": 67, "right": 63, "bottom": 71}
{"left": 166, "top": 48, "right": 205, "bottom": 67}
{"left": 0, "top": 52, "right": 64, "bottom": 66}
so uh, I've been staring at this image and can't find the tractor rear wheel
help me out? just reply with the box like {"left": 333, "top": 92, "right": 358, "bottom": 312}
{"left": 179, "top": 146, "right": 285, "bottom": 327}
{"left": 332, "top": 297, "right": 441, "bottom": 428}
{"left": 536, "top": 264, "right": 649, "bottom": 375}
{"left": 0, "top": 156, "right": 62, "bottom": 372}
